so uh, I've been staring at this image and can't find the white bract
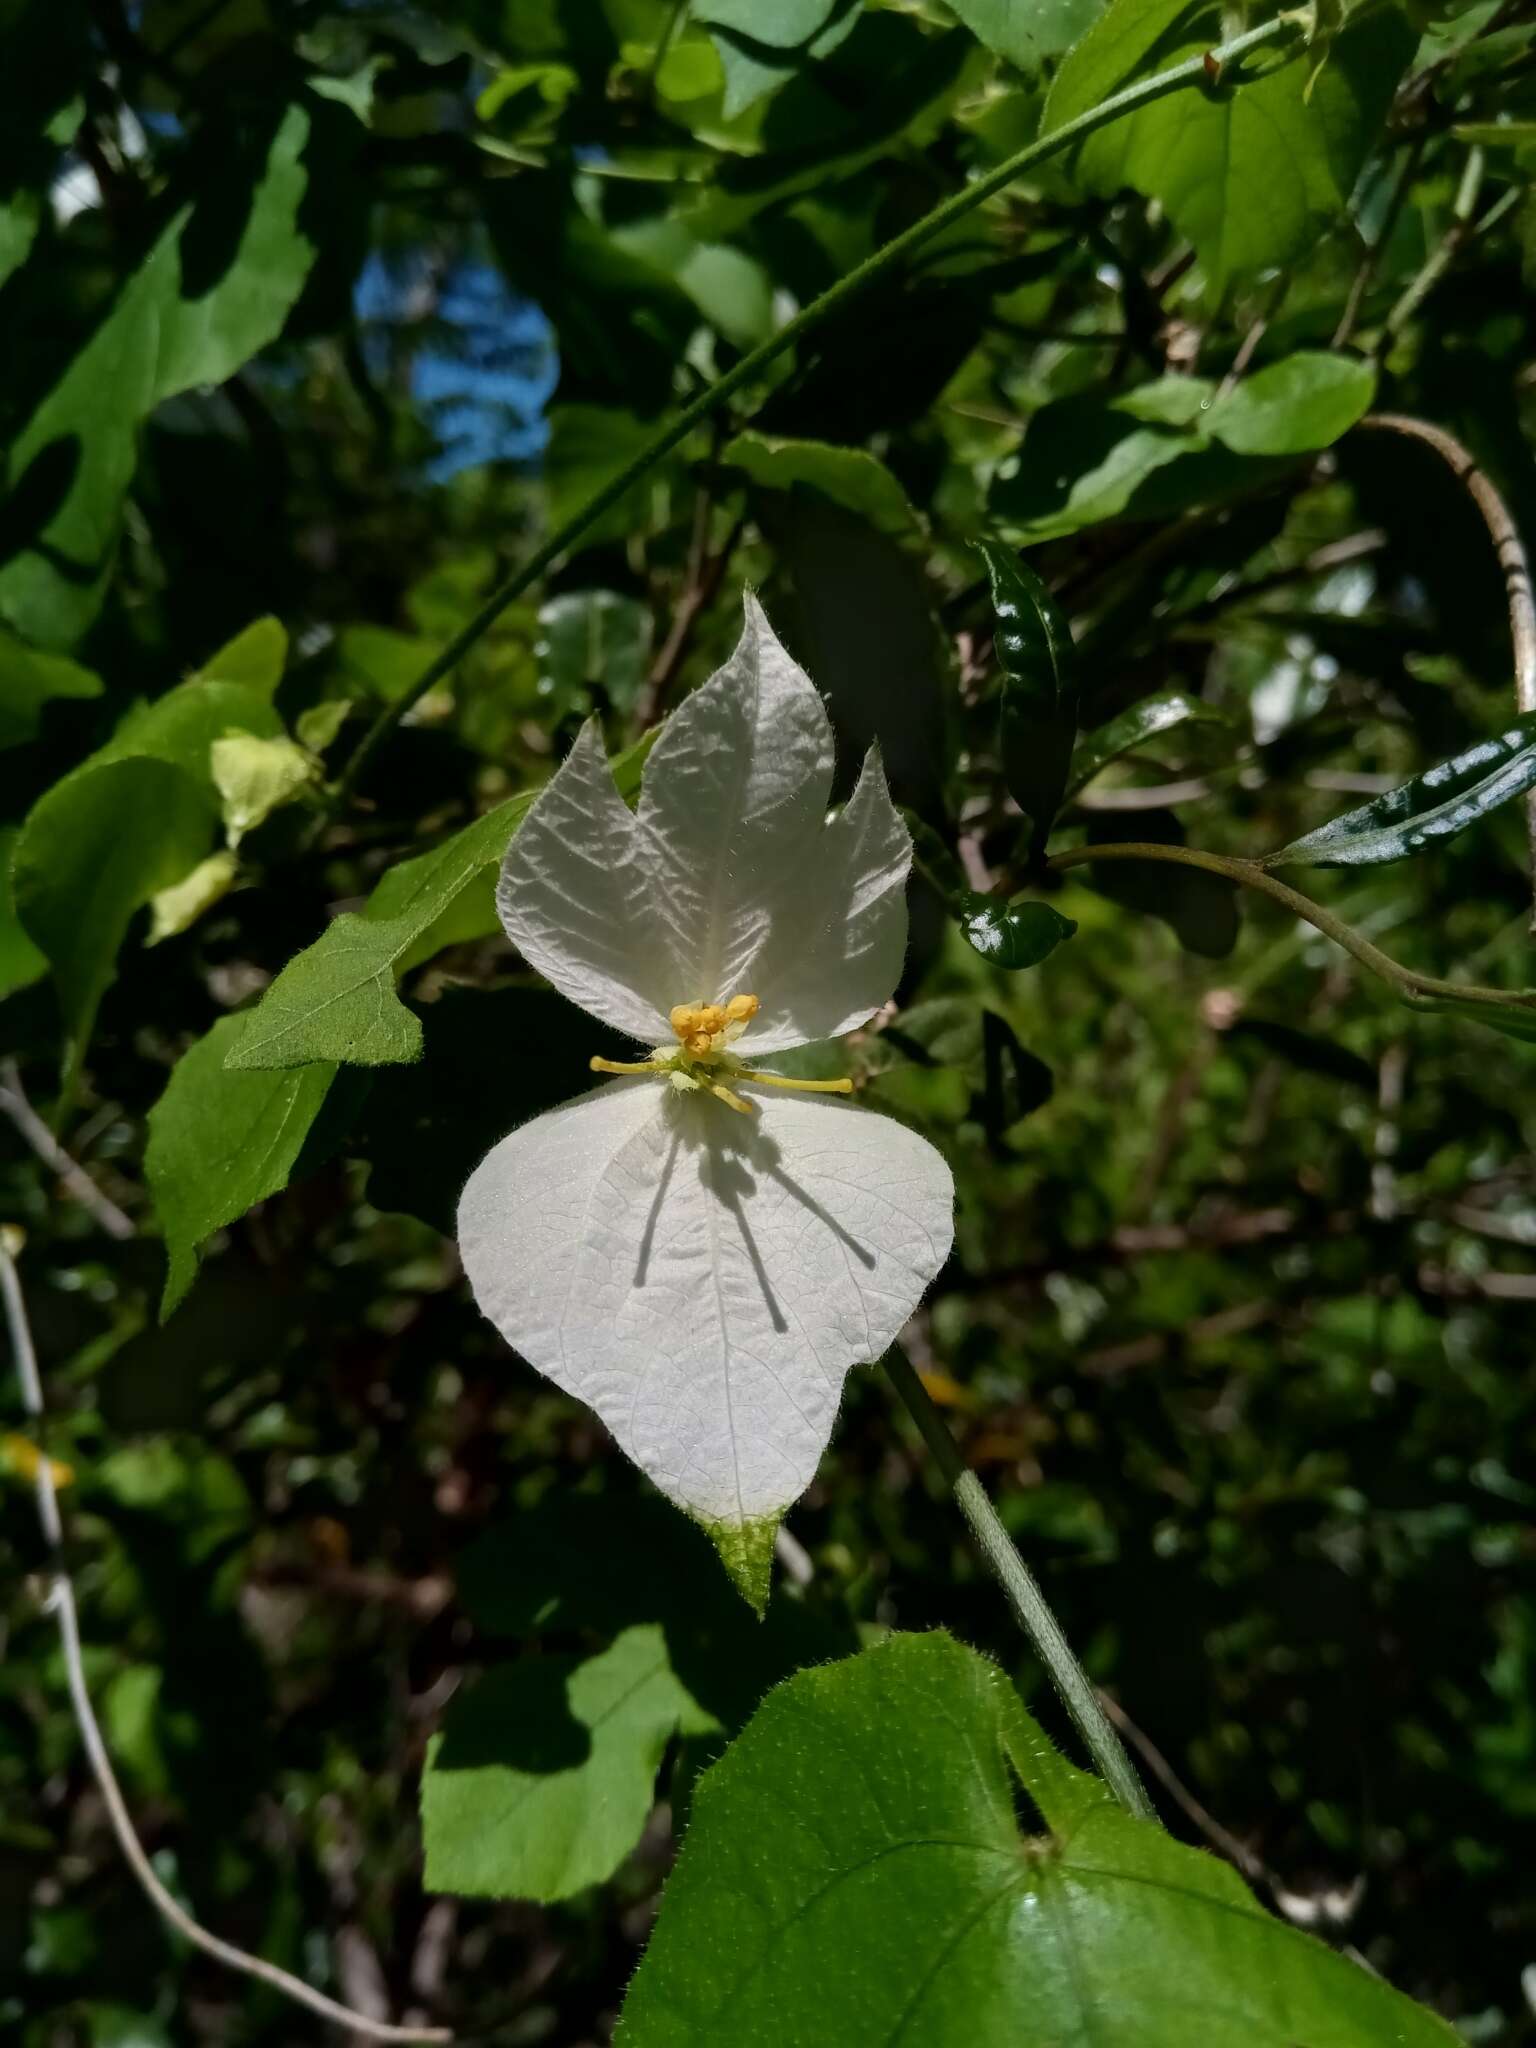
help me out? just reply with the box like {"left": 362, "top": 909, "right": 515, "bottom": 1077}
{"left": 458, "top": 596, "right": 954, "bottom": 1594}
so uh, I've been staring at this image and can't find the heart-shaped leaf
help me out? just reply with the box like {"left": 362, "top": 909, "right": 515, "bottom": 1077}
{"left": 618, "top": 1632, "right": 1458, "bottom": 2047}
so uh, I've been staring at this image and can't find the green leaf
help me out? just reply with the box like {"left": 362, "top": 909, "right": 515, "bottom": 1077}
{"left": 457, "top": 1493, "right": 854, "bottom": 1727}
{"left": 188, "top": 617, "right": 288, "bottom": 699}
{"left": 537, "top": 590, "right": 653, "bottom": 717}
{"left": 1403, "top": 987, "right": 1536, "bottom": 1045}
{"left": 228, "top": 730, "right": 656, "bottom": 1070}
{"left": 423, "top": 1625, "right": 714, "bottom": 1904}
{"left": 945, "top": 0, "right": 1102, "bottom": 70}
{"left": 355, "top": 987, "right": 612, "bottom": 1233}
{"left": 618, "top": 1632, "right": 1459, "bottom": 2047}
{"left": 14, "top": 759, "right": 215, "bottom": 1077}
{"left": 0, "top": 108, "right": 317, "bottom": 647}
{"left": 1270, "top": 714, "right": 1536, "bottom": 867}
{"left": 701, "top": 2, "right": 862, "bottom": 117}
{"left": 0, "top": 631, "right": 103, "bottom": 750}
{"left": 144, "top": 1012, "right": 340, "bottom": 1317}
{"left": 146, "top": 850, "right": 239, "bottom": 946}
{"left": 768, "top": 494, "right": 949, "bottom": 813}
{"left": 693, "top": 0, "right": 839, "bottom": 48}
{"left": 961, "top": 897, "right": 1077, "bottom": 970}
{"left": 210, "top": 733, "right": 317, "bottom": 846}
{"left": 1044, "top": 0, "right": 1413, "bottom": 293}
{"left": 0, "top": 825, "right": 47, "bottom": 1000}
{"left": 1085, "top": 812, "right": 1239, "bottom": 958}
{"left": 1066, "top": 692, "right": 1229, "bottom": 798}
{"left": 722, "top": 431, "right": 921, "bottom": 537}
{"left": 545, "top": 406, "right": 671, "bottom": 552}
{"left": 1207, "top": 352, "right": 1376, "bottom": 458}
{"left": 977, "top": 540, "right": 1078, "bottom": 852}
{"left": 990, "top": 356, "right": 1371, "bottom": 543}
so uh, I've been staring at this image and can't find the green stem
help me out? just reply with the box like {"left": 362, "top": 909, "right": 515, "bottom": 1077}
{"left": 883, "top": 1346, "right": 1156, "bottom": 1824}
{"left": 1047, "top": 841, "right": 1536, "bottom": 1023}
{"left": 332, "top": 11, "right": 1306, "bottom": 810}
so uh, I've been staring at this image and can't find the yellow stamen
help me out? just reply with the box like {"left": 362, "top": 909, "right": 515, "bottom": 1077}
{"left": 685, "top": 1030, "right": 715, "bottom": 1056}
{"left": 669, "top": 1003, "right": 700, "bottom": 1037}
{"left": 741, "top": 1072, "right": 854, "bottom": 1096}
{"left": 724, "top": 993, "right": 759, "bottom": 1024}
{"left": 590, "top": 1056, "right": 664, "bottom": 1076}
{"left": 709, "top": 1081, "right": 756, "bottom": 1115}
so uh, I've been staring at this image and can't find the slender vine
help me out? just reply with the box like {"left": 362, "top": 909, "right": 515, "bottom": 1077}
{"left": 1045, "top": 842, "right": 1536, "bottom": 1028}
{"left": 883, "top": 1346, "right": 1156, "bottom": 1824}
{"left": 330, "top": 10, "right": 1309, "bottom": 811}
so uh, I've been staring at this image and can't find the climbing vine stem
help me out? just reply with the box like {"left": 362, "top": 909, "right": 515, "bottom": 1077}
{"left": 331, "top": 11, "right": 1308, "bottom": 812}
{"left": 1045, "top": 842, "right": 1536, "bottom": 1029}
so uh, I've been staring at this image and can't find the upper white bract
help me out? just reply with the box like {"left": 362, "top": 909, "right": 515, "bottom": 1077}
{"left": 458, "top": 596, "right": 954, "bottom": 1546}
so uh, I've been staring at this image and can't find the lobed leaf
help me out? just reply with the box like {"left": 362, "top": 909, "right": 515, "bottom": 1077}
{"left": 618, "top": 1632, "right": 1458, "bottom": 2046}
{"left": 1044, "top": 0, "right": 1413, "bottom": 294}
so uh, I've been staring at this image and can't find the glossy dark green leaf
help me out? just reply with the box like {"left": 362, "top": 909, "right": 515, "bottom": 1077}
{"left": 1270, "top": 714, "right": 1536, "bottom": 867}
{"left": 1066, "top": 692, "right": 1229, "bottom": 799}
{"left": 1085, "top": 812, "right": 1239, "bottom": 958}
{"left": 961, "top": 897, "right": 1077, "bottom": 970}
{"left": 977, "top": 540, "right": 1078, "bottom": 854}
{"left": 618, "top": 1632, "right": 1458, "bottom": 2047}
{"left": 978, "top": 1007, "right": 1052, "bottom": 1152}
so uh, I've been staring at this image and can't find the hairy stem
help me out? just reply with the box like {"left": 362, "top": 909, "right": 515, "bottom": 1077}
{"left": 332, "top": 12, "right": 1306, "bottom": 809}
{"left": 0, "top": 1233, "right": 450, "bottom": 2044}
{"left": 883, "top": 1346, "right": 1156, "bottom": 1823}
{"left": 1046, "top": 842, "right": 1536, "bottom": 1024}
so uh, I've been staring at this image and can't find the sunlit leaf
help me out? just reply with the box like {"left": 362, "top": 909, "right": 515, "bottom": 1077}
{"left": 1270, "top": 715, "right": 1536, "bottom": 867}
{"left": 619, "top": 1632, "right": 1458, "bottom": 2046}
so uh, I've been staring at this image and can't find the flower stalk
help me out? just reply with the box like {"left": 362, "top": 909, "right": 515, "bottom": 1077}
{"left": 883, "top": 1345, "right": 1156, "bottom": 1824}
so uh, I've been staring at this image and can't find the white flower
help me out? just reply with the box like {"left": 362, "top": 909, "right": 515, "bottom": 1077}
{"left": 457, "top": 596, "right": 954, "bottom": 1600}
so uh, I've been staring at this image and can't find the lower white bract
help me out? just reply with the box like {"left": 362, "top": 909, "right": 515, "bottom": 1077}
{"left": 459, "top": 1082, "right": 952, "bottom": 1524}
{"left": 457, "top": 594, "right": 955, "bottom": 1597}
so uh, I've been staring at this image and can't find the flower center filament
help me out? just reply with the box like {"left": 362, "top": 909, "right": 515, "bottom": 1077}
{"left": 588, "top": 989, "right": 856, "bottom": 1115}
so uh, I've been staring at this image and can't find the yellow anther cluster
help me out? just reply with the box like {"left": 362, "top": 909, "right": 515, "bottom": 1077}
{"left": 669, "top": 991, "right": 760, "bottom": 1056}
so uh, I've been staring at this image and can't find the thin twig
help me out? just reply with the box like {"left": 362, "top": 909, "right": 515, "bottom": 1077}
{"left": 0, "top": 1234, "right": 450, "bottom": 2044}
{"left": 0, "top": 1063, "right": 135, "bottom": 1240}
{"left": 1376, "top": 146, "right": 1493, "bottom": 351}
{"left": 882, "top": 1345, "right": 1156, "bottom": 1824}
{"left": 634, "top": 511, "right": 747, "bottom": 730}
{"left": 1332, "top": 134, "right": 1426, "bottom": 350}
{"left": 1358, "top": 412, "right": 1536, "bottom": 923}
